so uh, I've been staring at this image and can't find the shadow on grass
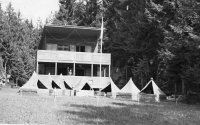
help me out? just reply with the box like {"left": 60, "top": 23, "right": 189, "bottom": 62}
{"left": 55, "top": 99, "right": 200, "bottom": 125}
{"left": 56, "top": 103, "right": 169, "bottom": 125}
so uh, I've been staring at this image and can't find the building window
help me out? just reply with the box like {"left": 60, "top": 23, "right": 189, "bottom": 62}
{"left": 57, "top": 44, "right": 70, "bottom": 51}
{"left": 76, "top": 46, "right": 85, "bottom": 52}
{"left": 46, "top": 44, "right": 57, "bottom": 50}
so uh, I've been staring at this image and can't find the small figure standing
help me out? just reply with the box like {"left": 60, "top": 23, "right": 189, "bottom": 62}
{"left": 69, "top": 69, "right": 72, "bottom": 76}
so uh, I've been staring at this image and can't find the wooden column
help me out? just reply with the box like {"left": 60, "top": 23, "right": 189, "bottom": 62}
{"left": 55, "top": 62, "right": 57, "bottom": 75}
{"left": 36, "top": 61, "right": 39, "bottom": 74}
{"left": 73, "top": 63, "right": 75, "bottom": 76}
{"left": 91, "top": 64, "right": 93, "bottom": 77}
{"left": 109, "top": 64, "right": 111, "bottom": 77}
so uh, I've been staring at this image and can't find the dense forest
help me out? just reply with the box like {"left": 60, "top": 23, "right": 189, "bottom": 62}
{"left": 0, "top": 3, "right": 43, "bottom": 86}
{"left": 1, "top": 0, "right": 200, "bottom": 95}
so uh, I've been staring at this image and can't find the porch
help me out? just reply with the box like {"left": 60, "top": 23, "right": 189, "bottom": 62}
{"left": 36, "top": 50, "right": 111, "bottom": 77}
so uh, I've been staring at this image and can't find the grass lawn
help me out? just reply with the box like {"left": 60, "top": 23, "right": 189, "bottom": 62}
{"left": 0, "top": 88, "right": 200, "bottom": 125}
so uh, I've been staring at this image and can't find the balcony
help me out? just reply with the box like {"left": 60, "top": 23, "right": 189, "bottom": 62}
{"left": 37, "top": 50, "right": 111, "bottom": 64}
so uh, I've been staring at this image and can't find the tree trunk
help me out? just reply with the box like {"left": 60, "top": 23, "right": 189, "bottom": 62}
{"left": 182, "top": 79, "right": 185, "bottom": 94}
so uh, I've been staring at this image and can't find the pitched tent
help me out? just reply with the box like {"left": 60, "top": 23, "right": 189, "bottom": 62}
{"left": 73, "top": 77, "right": 94, "bottom": 96}
{"left": 49, "top": 74, "right": 61, "bottom": 89}
{"left": 140, "top": 78, "right": 165, "bottom": 95}
{"left": 101, "top": 78, "right": 120, "bottom": 93}
{"left": 139, "top": 78, "right": 166, "bottom": 102}
{"left": 38, "top": 74, "right": 52, "bottom": 89}
{"left": 20, "top": 71, "right": 39, "bottom": 90}
{"left": 55, "top": 74, "right": 72, "bottom": 90}
{"left": 54, "top": 74, "right": 65, "bottom": 89}
{"left": 120, "top": 78, "right": 140, "bottom": 94}
{"left": 38, "top": 73, "right": 61, "bottom": 89}
{"left": 74, "top": 77, "right": 93, "bottom": 90}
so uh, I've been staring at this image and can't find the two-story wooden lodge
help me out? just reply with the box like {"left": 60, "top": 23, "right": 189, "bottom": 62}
{"left": 36, "top": 25, "right": 111, "bottom": 89}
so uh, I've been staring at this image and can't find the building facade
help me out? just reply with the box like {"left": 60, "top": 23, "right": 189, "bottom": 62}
{"left": 36, "top": 25, "right": 111, "bottom": 89}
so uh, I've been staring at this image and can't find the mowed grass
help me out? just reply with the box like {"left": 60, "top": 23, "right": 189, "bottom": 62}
{"left": 0, "top": 88, "right": 200, "bottom": 125}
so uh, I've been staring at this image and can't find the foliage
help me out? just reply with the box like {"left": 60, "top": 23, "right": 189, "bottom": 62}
{"left": 0, "top": 3, "right": 41, "bottom": 85}
{"left": 147, "top": 0, "right": 200, "bottom": 93}
{"left": 1, "top": 0, "right": 200, "bottom": 93}
{"left": 54, "top": 0, "right": 200, "bottom": 93}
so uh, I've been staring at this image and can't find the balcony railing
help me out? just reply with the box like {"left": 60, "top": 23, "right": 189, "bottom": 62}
{"left": 37, "top": 50, "right": 111, "bottom": 64}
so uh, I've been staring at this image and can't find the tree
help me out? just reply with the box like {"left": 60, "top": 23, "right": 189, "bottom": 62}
{"left": 0, "top": 3, "right": 42, "bottom": 85}
{"left": 103, "top": 0, "right": 164, "bottom": 87}
{"left": 148, "top": 0, "right": 200, "bottom": 93}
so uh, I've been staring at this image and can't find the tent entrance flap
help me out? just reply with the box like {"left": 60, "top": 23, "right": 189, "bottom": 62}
{"left": 37, "top": 80, "right": 47, "bottom": 89}
{"left": 140, "top": 81, "right": 153, "bottom": 94}
{"left": 101, "top": 84, "right": 111, "bottom": 93}
{"left": 64, "top": 81, "right": 72, "bottom": 90}
{"left": 82, "top": 83, "right": 92, "bottom": 90}
{"left": 52, "top": 81, "right": 61, "bottom": 89}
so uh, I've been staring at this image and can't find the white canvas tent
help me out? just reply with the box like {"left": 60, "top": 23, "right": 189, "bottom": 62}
{"left": 38, "top": 73, "right": 53, "bottom": 89}
{"left": 54, "top": 74, "right": 65, "bottom": 89}
{"left": 54, "top": 74, "right": 72, "bottom": 90}
{"left": 139, "top": 78, "right": 166, "bottom": 102}
{"left": 74, "top": 77, "right": 94, "bottom": 96}
{"left": 120, "top": 78, "right": 140, "bottom": 94}
{"left": 140, "top": 78, "right": 165, "bottom": 95}
{"left": 20, "top": 71, "right": 39, "bottom": 90}
{"left": 38, "top": 73, "right": 61, "bottom": 89}
{"left": 101, "top": 78, "right": 120, "bottom": 93}
{"left": 74, "top": 77, "right": 93, "bottom": 90}
{"left": 120, "top": 78, "right": 140, "bottom": 101}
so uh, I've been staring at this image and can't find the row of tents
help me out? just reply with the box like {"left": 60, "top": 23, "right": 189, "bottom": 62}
{"left": 20, "top": 72, "right": 166, "bottom": 101}
{"left": 101, "top": 77, "right": 166, "bottom": 102}
{"left": 20, "top": 71, "right": 94, "bottom": 96}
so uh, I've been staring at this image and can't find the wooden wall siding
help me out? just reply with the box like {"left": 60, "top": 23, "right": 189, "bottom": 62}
{"left": 75, "top": 53, "right": 92, "bottom": 62}
{"left": 57, "top": 51, "right": 74, "bottom": 61}
{"left": 37, "top": 50, "right": 111, "bottom": 64}
{"left": 37, "top": 51, "right": 57, "bottom": 61}
{"left": 92, "top": 53, "right": 111, "bottom": 64}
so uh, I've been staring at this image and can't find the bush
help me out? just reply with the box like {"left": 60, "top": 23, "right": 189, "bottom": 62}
{"left": 186, "top": 91, "right": 200, "bottom": 104}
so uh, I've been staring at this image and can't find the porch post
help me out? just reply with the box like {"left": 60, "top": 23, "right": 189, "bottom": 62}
{"left": 36, "top": 61, "right": 39, "bottom": 74}
{"left": 91, "top": 64, "right": 93, "bottom": 77}
{"left": 109, "top": 64, "right": 111, "bottom": 77}
{"left": 73, "top": 63, "right": 75, "bottom": 76}
{"left": 55, "top": 62, "right": 57, "bottom": 75}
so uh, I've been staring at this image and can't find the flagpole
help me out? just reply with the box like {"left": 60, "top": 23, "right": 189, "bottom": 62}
{"left": 99, "top": 16, "right": 103, "bottom": 91}
{"left": 97, "top": 0, "right": 103, "bottom": 105}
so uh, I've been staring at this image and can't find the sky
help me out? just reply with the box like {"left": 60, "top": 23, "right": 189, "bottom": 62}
{"left": 0, "top": 0, "right": 60, "bottom": 27}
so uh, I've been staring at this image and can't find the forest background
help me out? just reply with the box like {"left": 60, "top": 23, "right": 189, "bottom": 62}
{"left": 0, "top": 0, "right": 200, "bottom": 95}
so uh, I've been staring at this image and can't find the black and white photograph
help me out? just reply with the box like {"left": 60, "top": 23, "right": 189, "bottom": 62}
{"left": 0, "top": 0, "right": 200, "bottom": 124}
